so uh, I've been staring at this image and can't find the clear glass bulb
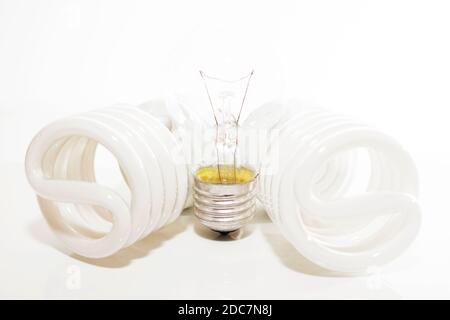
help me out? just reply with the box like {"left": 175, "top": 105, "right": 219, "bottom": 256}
{"left": 197, "top": 70, "right": 254, "bottom": 184}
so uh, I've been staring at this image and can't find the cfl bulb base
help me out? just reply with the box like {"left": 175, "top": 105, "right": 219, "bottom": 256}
{"left": 193, "top": 175, "right": 257, "bottom": 233}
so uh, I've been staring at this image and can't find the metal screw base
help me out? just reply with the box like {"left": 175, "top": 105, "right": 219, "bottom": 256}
{"left": 193, "top": 174, "right": 257, "bottom": 233}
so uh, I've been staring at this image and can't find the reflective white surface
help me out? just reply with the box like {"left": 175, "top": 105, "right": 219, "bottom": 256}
{"left": 1, "top": 158, "right": 449, "bottom": 299}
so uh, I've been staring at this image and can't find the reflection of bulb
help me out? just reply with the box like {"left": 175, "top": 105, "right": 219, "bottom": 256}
{"left": 193, "top": 70, "right": 257, "bottom": 234}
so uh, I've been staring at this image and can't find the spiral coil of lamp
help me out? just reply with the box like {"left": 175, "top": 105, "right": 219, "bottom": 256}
{"left": 244, "top": 101, "right": 421, "bottom": 274}
{"left": 25, "top": 104, "right": 189, "bottom": 258}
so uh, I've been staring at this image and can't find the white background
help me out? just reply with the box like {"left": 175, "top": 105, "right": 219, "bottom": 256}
{"left": 1, "top": 0, "right": 450, "bottom": 299}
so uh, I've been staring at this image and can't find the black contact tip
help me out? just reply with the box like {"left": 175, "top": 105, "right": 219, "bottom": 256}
{"left": 213, "top": 229, "right": 238, "bottom": 235}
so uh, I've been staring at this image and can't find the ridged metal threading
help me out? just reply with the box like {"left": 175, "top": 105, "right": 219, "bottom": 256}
{"left": 193, "top": 174, "right": 257, "bottom": 233}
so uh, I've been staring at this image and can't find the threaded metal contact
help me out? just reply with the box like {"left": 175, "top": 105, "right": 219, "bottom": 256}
{"left": 193, "top": 173, "right": 257, "bottom": 233}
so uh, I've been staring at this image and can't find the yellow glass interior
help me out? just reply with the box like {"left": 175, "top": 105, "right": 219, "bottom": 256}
{"left": 195, "top": 165, "right": 255, "bottom": 184}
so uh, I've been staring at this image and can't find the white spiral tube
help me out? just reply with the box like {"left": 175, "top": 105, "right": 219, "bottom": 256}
{"left": 244, "top": 101, "right": 421, "bottom": 274}
{"left": 25, "top": 104, "right": 189, "bottom": 258}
